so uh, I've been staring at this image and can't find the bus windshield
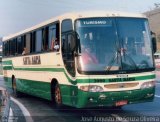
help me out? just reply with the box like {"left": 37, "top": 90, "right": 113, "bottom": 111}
{"left": 75, "top": 17, "right": 154, "bottom": 74}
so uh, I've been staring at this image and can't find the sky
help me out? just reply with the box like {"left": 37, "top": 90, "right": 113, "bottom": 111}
{"left": 0, "top": 0, "right": 160, "bottom": 37}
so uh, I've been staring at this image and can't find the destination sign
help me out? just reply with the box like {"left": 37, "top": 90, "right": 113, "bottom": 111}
{"left": 83, "top": 21, "right": 107, "bottom": 25}
{"left": 77, "top": 18, "right": 112, "bottom": 27}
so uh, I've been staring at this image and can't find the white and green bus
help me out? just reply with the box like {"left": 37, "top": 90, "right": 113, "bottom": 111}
{"left": 2, "top": 11, "right": 157, "bottom": 108}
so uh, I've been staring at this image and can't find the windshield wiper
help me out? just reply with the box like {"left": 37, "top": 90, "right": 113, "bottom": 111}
{"left": 106, "top": 43, "right": 121, "bottom": 72}
{"left": 106, "top": 53, "right": 119, "bottom": 72}
{"left": 121, "top": 39, "right": 138, "bottom": 70}
{"left": 106, "top": 41, "right": 138, "bottom": 72}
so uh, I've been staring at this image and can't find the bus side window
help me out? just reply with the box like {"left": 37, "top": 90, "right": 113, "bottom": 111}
{"left": 49, "top": 23, "right": 60, "bottom": 51}
{"left": 4, "top": 41, "right": 9, "bottom": 56}
{"left": 10, "top": 39, "right": 13, "bottom": 56}
{"left": 17, "top": 37, "right": 23, "bottom": 55}
{"left": 21, "top": 35, "right": 26, "bottom": 55}
{"left": 25, "top": 33, "right": 31, "bottom": 54}
{"left": 10, "top": 39, "right": 17, "bottom": 56}
{"left": 42, "top": 27, "right": 49, "bottom": 51}
{"left": 30, "top": 31, "right": 36, "bottom": 53}
{"left": 2, "top": 42, "right": 5, "bottom": 56}
{"left": 36, "top": 29, "right": 42, "bottom": 52}
{"left": 5, "top": 41, "right": 9, "bottom": 56}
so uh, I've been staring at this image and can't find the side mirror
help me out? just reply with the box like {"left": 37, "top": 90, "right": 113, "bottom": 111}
{"left": 151, "top": 31, "right": 157, "bottom": 54}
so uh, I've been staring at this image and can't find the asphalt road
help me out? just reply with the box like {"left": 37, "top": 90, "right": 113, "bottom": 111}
{"left": 0, "top": 71, "right": 160, "bottom": 122}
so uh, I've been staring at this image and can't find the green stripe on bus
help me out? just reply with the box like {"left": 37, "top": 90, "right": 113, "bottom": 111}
{"left": 3, "top": 66, "right": 13, "bottom": 70}
{"left": 4, "top": 76, "right": 77, "bottom": 107}
{"left": 3, "top": 67, "right": 155, "bottom": 83}
{"left": 76, "top": 74, "right": 155, "bottom": 83}
{"left": 14, "top": 67, "right": 76, "bottom": 85}
{"left": 3, "top": 77, "right": 51, "bottom": 100}
{"left": 2, "top": 60, "right": 156, "bottom": 84}
{"left": 14, "top": 68, "right": 64, "bottom": 72}
{"left": 2, "top": 60, "right": 76, "bottom": 85}
{"left": 3, "top": 76, "right": 155, "bottom": 108}
{"left": 135, "top": 75, "right": 155, "bottom": 80}
{"left": 2, "top": 61, "right": 13, "bottom": 65}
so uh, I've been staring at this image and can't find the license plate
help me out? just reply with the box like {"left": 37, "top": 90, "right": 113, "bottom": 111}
{"left": 116, "top": 100, "right": 128, "bottom": 106}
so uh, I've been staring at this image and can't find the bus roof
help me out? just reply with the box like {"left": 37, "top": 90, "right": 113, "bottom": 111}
{"left": 3, "top": 11, "right": 146, "bottom": 41}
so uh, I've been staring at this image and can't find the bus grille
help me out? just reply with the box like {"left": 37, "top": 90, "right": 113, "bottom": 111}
{"left": 104, "top": 82, "right": 139, "bottom": 89}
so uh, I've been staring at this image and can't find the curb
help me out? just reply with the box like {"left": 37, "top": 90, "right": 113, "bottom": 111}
{"left": 0, "top": 88, "right": 10, "bottom": 122}
{"left": 1, "top": 99, "right": 10, "bottom": 122}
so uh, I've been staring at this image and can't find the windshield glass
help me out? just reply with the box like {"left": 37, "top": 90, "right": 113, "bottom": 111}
{"left": 75, "top": 17, "right": 154, "bottom": 73}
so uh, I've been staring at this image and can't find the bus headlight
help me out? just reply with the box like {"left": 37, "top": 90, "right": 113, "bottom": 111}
{"left": 80, "top": 85, "right": 104, "bottom": 92}
{"left": 140, "top": 81, "right": 155, "bottom": 89}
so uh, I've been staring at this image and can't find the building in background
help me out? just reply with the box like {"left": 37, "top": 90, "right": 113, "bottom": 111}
{"left": 145, "top": 8, "right": 160, "bottom": 51}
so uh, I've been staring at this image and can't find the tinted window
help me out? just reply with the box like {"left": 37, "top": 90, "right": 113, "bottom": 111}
{"left": 49, "top": 23, "right": 60, "bottom": 51}
{"left": 42, "top": 27, "right": 49, "bottom": 51}
{"left": 36, "top": 29, "right": 42, "bottom": 52}
{"left": 17, "top": 37, "right": 23, "bottom": 54}
{"left": 61, "top": 19, "right": 75, "bottom": 76}
{"left": 10, "top": 39, "right": 16, "bottom": 55}
{"left": 30, "top": 32, "right": 36, "bottom": 53}
{"left": 25, "top": 33, "right": 31, "bottom": 54}
{"left": 62, "top": 19, "right": 73, "bottom": 33}
{"left": 3, "top": 42, "right": 8, "bottom": 56}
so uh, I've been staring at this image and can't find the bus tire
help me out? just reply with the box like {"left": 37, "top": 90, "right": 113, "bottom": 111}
{"left": 12, "top": 77, "right": 21, "bottom": 97}
{"left": 54, "top": 83, "right": 63, "bottom": 108}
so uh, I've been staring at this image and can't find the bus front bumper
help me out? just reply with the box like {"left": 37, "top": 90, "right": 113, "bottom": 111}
{"left": 76, "top": 87, "right": 155, "bottom": 108}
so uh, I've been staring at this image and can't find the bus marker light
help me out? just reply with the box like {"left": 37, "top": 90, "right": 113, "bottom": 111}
{"left": 99, "top": 94, "right": 107, "bottom": 100}
{"left": 89, "top": 97, "right": 97, "bottom": 103}
{"left": 115, "top": 100, "right": 128, "bottom": 106}
{"left": 89, "top": 98, "right": 94, "bottom": 102}
{"left": 146, "top": 93, "right": 154, "bottom": 98}
{"left": 140, "top": 81, "right": 155, "bottom": 89}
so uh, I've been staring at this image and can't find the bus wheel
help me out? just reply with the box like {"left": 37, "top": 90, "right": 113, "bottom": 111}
{"left": 12, "top": 77, "right": 21, "bottom": 97}
{"left": 54, "top": 84, "right": 62, "bottom": 108}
